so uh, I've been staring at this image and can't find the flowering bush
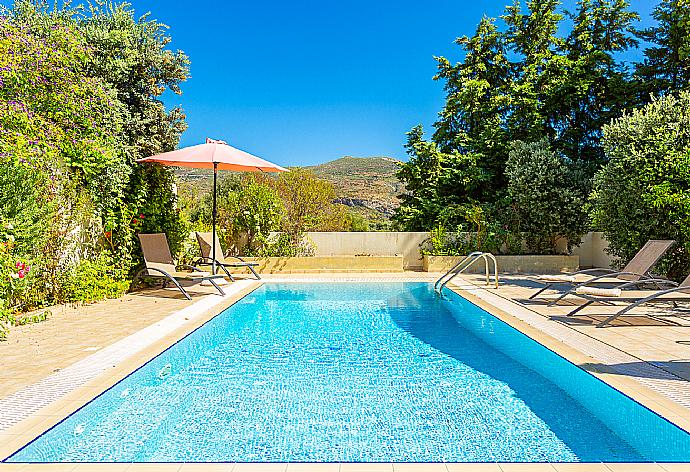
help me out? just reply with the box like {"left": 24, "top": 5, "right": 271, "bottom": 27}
{"left": 0, "top": 2, "right": 190, "bottom": 338}
{"left": 0, "top": 17, "right": 121, "bottom": 179}
{"left": 0, "top": 238, "right": 34, "bottom": 338}
{"left": 0, "top": 17, "right": 120, "bottom": 318}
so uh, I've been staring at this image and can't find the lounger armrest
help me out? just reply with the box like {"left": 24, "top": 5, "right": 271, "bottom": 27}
{"left": 192, "top": 257, "right": 217, "bottom": 266}
{"left": 575, "top": 271, "right": 656, "bottom": 287}
{"left": 609, "top": 278, "right": 678, "bottom": 291}
{"left": 571, "top": 268, "right": 618, "bottom": 276}
{"left": 177, "top": 264, "right": 205, "bottom": 273}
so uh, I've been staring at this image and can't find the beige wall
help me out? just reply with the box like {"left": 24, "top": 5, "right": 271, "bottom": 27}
{"left": 305, "top": 232, "right": 428, "bottom": 269}
{"left": 572, "top": 232, "right": 613, "bottom": 268}
{"left": 304, "top": 231, "right": 613, "bottom": 270}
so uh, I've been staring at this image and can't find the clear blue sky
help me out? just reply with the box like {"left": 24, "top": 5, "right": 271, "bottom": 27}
{"left": 17, "top": 0, "right": 658, "bottom": 165}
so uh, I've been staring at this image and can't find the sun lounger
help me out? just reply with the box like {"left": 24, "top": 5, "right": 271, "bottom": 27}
{"left": 566, "top": 274, "right": 690, "bottom": 327}
{"left": 133, "top": 233, "right": 226, "bottom": 300}
{"left": 194, "top": 232, "right": 261, "bottom": 281}
{"left": 529, "top": 240, "right": 676, "bottom": 305}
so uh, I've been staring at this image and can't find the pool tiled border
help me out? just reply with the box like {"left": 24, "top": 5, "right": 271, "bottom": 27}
{"left": 0, "top": 274, "right": 689, "bottom": 471}
{"left": 2, "top": 462, "right": 689, "bottom": 472}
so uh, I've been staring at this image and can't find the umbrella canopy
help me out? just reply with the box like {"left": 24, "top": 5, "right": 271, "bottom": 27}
{"left": 137, "top": 138, "right": 288, "bottom": 172}
{"left": 136, "top": 138, "right": 287, "bottom": 275}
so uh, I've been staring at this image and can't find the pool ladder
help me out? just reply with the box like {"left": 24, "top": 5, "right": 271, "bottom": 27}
{"left": 434, "top": 252, "right": 499, "bottom": 294}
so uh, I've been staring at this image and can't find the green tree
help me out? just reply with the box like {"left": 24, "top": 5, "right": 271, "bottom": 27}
{"left": 556, "top": 0, "right": 639, "bottom": 166}
{"left": 394, "top": 126, "right": 488, "bottom": 231}
{"left": 506, "top": 140, "right": 589, "bottom": 254}
{"left": 268, "top": 168, "right": 352, "bottom": 240}
{"left": 79, "top": 1, "right": 190, "bottom": 160}
{"left": 635, "top": 0, "right": 690, "bottom": 96}
{"left": 591, "top": 92, "right": 690, "bottom": 280}
{"left": 433, "top": 16, "right": 511, "bottom": 194}
{"left": 394, "top": 0, "right": 641, "bottom": 232}
{"left": 77, "top": 1, "right": 191, "bottom": 258}
{"left": 500, "top": 0, "right": 565, "bottom": 148}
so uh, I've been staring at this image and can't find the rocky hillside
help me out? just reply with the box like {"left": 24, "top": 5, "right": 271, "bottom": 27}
{"left": 307, "top": 156, "right": 402, "bottom": 227}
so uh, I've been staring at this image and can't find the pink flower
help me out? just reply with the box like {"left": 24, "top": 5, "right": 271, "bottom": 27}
{"left": 132, "top": 219, "right": 138, "bottom": 224}
{"left": 17, "top": 269, "right": 25, "bottom": 279}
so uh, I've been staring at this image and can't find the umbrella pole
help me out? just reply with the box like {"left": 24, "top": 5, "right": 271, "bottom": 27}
{"left": 212, "top": 162, "right": 218, "bottom": 275}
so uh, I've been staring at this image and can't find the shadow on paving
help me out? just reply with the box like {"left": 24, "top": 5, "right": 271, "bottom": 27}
{"left": 580, "top": 360, "right": 690, "bottom": 382}
{"left": 547, "top": 314, "right": 685, "bottom": 328}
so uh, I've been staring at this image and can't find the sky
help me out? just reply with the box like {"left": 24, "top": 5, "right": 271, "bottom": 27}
{"left": 14, "top": 0, "right": 658, "bottom": 166}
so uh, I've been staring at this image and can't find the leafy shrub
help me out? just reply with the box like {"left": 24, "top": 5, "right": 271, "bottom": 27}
{"left": 591, "top": 92, "right": 690, "bottom": 279}
{"left": 420, "top": 201, "right": 524, "bottom": 256}
{"left": 60, "top": 253, "right": 130, "bottom": 304}
{"left": 421, "top": 226, "right": 459, "bottom": 256}
{"left": 253, "top": 233, "right": 315, "bottom": 257}
{"left": 0, "top": 236, "right": 36, "bottom": 338}
{"left": 506, "top": 139, "right": 589, "bottom": 254}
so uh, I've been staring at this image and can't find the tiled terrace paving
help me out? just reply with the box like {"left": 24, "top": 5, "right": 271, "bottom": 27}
{"left": 1, "top": 273, "right": 690, "bottom": 472}
{"left": 456, "top": 273, "right": 690, "bottom": 382}
{"left": 0, "top": 288, "right": 198, "bottom": 400}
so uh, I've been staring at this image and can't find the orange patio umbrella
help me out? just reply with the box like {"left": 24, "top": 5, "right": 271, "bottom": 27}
{"left": 137, "top": 138, "right": 287, "bottom": 273}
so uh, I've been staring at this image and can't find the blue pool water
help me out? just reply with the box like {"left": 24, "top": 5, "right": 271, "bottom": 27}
{"left": 6, "top": 283, "right": 690, "bottom": 463}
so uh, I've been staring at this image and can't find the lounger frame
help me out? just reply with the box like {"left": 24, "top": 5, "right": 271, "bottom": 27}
{"left": 194, "top": 232, "right": 261, "bottom": 281}
{"left": 132, "top": 263, "right": 227, "bottom": 300}
{"left": 564, "top": 277, "right": 690, "bottom": 327}
{"left": 135, "top": 233, "right": 227, "bottom": 300}
{"left": 529, "top": 240, "right": 676, "bottom": 303}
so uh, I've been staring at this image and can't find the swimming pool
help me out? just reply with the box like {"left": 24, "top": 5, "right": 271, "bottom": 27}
{"left": 5, "top": 282, "right": 690, "bottom": 463}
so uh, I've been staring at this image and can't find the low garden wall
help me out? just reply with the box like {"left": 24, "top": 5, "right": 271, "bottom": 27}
{"left": 422, "top": 255, "right": 580, "bottom": 274}
{"left": 302, "top": 231, "right": 611, "bottom": 271}
{"left": 304, "top": 232, "right": 428, "bottom": 269}
{"left": 243, "top": 256, "right": 404, "bottom": 273}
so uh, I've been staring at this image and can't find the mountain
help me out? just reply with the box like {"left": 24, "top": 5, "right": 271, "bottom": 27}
{"left": 307, "top": 156, "right": 403, "bottom": 227}
{"left": 174, "top": 156, "right": 403, "bottom": 228}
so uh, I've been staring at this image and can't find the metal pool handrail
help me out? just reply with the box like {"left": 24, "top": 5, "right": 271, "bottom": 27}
{"left": 434, "top": 252, "right": 499, "bottom": 293}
